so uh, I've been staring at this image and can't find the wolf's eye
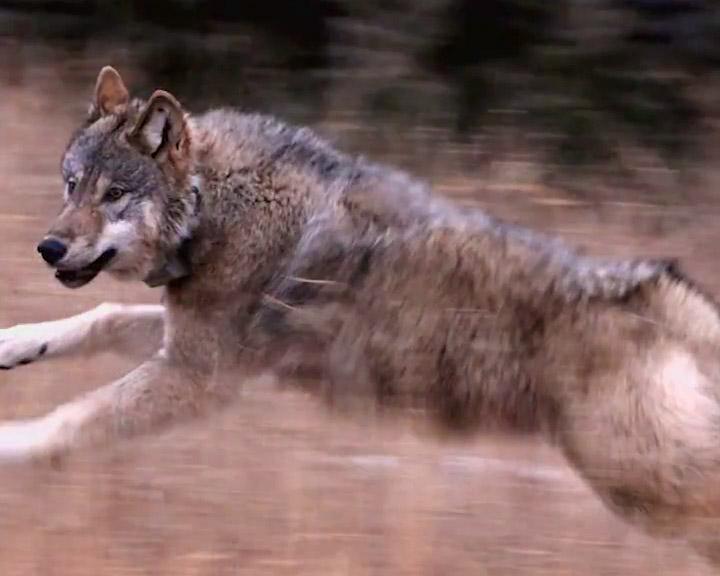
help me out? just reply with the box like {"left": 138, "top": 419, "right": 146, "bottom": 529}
{"left": 66, "top": 179, "right": 77, "bottom": 196}
{"left": 104, "top": 186, "right": 126, "bottom": 203}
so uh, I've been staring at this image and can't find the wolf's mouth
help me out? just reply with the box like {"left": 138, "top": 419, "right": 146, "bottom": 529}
{"left": 55, "top": 248, "right": 117, "bottom": 289}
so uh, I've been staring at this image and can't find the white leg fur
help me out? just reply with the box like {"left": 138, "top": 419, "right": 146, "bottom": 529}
{"left": 0, "top": 303, "right": 164, "bottom": 369}
{"left": 0, "top": 354, "right": 227, "bottom": 463}
{"left": 0, "top": 405, "right": 87, "bottom": 463}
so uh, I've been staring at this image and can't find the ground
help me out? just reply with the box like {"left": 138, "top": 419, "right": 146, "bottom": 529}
{"left": 1, "top": 63, "right": 719, "bottom": 575}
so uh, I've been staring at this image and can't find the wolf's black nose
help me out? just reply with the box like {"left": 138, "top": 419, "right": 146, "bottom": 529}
{"left": 37, "top": 238, "right": 67, "bottom": 266}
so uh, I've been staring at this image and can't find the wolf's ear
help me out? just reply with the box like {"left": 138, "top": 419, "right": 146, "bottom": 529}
{"left": 128, "top": 90, "right": 187, "bottom": 160}
{"left": 92, "top": 66, "right": 129, "bottom": 117}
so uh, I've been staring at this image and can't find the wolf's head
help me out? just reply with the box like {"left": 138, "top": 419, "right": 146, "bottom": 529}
{"left": 38, "top": 66, "right": 198, "bottom": 288}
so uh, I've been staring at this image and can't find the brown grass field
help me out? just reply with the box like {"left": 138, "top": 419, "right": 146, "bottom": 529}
{"left": 2, "top": 59, "right": 720, "bottom": 575}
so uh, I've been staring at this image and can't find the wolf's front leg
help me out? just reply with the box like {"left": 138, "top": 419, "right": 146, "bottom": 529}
{"left": 0, "top": 352, "right": 231, "bottom": 464}
{"left": 0, "top": 303, "right": 164, "bottom": 370}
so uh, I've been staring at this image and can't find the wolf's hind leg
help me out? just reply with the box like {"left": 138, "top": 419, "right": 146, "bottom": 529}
{"left": 558, "top": 347, "right": 720, "bottom": 567}
{"left": 0, "top": 303, "right": 164, "bottom": 370}
{"left": 0, "top": 352, "right": 232, "bottom": 464}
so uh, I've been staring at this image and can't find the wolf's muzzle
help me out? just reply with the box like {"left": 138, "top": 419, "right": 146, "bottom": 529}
{"left": 37, "top": 238, "right": 68, "bottom": 266}
{"left": 53, "top": 248, "right": 117, "bottom": 289}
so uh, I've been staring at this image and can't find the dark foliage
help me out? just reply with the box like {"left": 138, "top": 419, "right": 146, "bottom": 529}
{"left": 1, "top": 0, "right": 718, "bottom": 169}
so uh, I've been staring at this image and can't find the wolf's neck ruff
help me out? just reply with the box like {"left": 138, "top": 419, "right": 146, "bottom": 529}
{"left": 143, "top": 183, "right": 200, "bottom": 288}
{"left": 143, "top": 238, "right": 192, "bottom": 287}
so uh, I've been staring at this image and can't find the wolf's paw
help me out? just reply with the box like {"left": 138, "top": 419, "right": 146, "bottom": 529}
{"left": 0, "top": 324, "right": 49, "bottom": 370}
{"left": 0, "top": 416, "right": 66, "bottom": 465}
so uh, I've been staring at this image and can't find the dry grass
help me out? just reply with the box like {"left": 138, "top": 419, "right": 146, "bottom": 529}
{"left": 1, "top": 64, "right": 719, "bottom": 575}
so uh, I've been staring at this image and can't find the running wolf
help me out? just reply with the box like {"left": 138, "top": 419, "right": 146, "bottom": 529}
{"left": 2, "top": 66, "right": 720, "bottom": 563}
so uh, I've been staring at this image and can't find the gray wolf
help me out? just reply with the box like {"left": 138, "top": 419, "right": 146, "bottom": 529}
{"left": 2, "top": 66, "right": 720, "bottom": 564}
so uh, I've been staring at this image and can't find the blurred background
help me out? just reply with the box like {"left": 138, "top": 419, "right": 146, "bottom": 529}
{"left": 1, "top": 1, "right": 720, "bottom": 574}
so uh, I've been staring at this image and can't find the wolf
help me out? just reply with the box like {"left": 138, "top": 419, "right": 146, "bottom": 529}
{"left": 2, "top": 66, "right": 720, "bottom": 563}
